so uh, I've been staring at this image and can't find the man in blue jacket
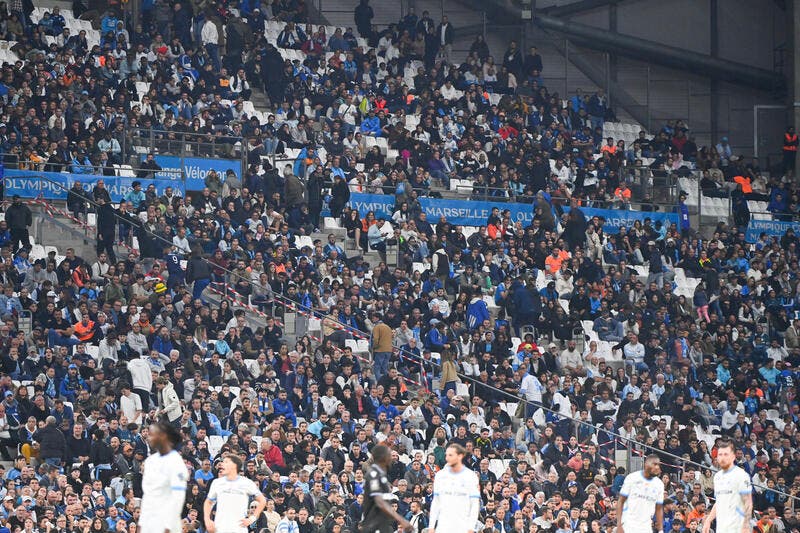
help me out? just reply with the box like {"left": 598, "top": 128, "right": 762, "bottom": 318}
{"left": 425, "top": 320, "right": 450, "bottom": 352}
{"left": 467, "top": 293, "right": 489, "bottom": 331}
{"left": 360, "top": 109, "right": 381, "bottom": 136}
{"left": 271, "top": 389, "right": 297, "bottom": 426}
{"left": 678, "top": 192, "right": 690, "bottom": 238}
{"left": 511, "top": 277, "right": 541, "bottom": 337}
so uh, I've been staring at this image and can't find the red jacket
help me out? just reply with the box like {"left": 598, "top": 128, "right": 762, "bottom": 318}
{"left": 263, "top": 445, "right": 285, "bottom": 468}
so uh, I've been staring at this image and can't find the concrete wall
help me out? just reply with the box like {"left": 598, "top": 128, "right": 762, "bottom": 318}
{"left": 317, "top": 0, "right": 790, "bottom": 156}
{"left": 567, "top": 0, "right": 787, "bottom": 69}
{"left": 538, "top": 0, "right": 789, "bottom": 155}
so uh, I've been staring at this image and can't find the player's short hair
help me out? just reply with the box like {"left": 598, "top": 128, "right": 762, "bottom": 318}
{"left": 371, "top": 444, "right": 391, "bottom": 463}
{"left": 644, "top": 454, "right": 660, "bottom": 465}
{"left": 154, "top": 420, "right": 182, "bottom": 447}
{"left": 447, "top": 443, "right": 466, "bottom": 456}
{"left": 717, "top": 438, "right": 735, "bottom": 452}
{"left": 225, "top": 453, "right": 243, "bottom": 473}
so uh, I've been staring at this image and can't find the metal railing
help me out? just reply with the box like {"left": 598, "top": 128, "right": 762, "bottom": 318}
{"left": 1, "top": 156, "right": 183, "bottom": 180}
{"left": 122, "top": 128, "right": 247, "bottom": 164}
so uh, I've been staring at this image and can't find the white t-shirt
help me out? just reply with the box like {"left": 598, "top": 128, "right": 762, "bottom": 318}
{"left": 207, "top": 475, "right": 261, "bottom": 533}
{"left": 713, "top": 465, "right": 752, "bottom": 532}
{"left": 619, "top": 470, "right": 664, "bottom": 532}
{"left": 120, "top": 393, "right": 143, "bottom": 425}
{"left": 429, "top": 466, "right": 481, "bottom": 533}
{"left": 520, "top": 373, "right": 544, "bottom": 403}
{"left": 140, "top": 450, "right": 187, "bottom": 533}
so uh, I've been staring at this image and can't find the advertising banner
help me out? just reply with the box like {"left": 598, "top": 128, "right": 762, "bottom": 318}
{"left": 3, "top": 170, "right": 184, "bottom": 202}
{"left": 332, "top": 194, "right": 678, "bottom": 232}
{"left": 745, "top": 219, "right": 800, "bottom": 242}
{"left": 148, "top": 155, "right": 241, "bottom": 190}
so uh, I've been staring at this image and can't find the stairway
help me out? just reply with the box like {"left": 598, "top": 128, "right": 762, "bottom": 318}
{"left": 30, "top": 204, "right": 99, "bottom": 259}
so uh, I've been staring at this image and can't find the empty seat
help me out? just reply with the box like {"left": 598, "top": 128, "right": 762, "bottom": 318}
{"left": 295, "top": 235, "right": 313, "bottom": 250}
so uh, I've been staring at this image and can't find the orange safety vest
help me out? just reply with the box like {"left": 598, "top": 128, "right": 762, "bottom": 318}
{"left": 74, "top": 320, "right": 95, "bottom": 342}
{"left": 733, "top": 175, "right": 752, "bottom": 194}
{"left": 784, "top": 133, "right": 798, "bottom": 151}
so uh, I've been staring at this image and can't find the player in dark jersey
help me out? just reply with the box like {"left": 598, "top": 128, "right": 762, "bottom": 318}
{"left": 360, "top": 445, "right": 412, "bottom": 533}
{"left": 163, "top": 245, "right": 185, "bottom": 290}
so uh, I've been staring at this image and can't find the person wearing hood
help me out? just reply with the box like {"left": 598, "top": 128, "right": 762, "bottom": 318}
{"left": 96, "top": 197, "right": 118, "bottom": 264}
{"left": 562, "top": 200, "right": 587, "bottom": 251}
{"left": 534, "top": 191, "right": 556, "bottom": 232}
{"left": 511, "top": 276, "right": 542, "bottom": 337}
{"left": 467, "top": 290, "right": 489, "bottom": 331}
{"left": 221, "top": 169, "right": 242, "bottom": 198}
{"left": 284, "top": 165, "right": 305, "bottom": 209}
{"left": 155, "top": 376, "right": 183, "bottom": 425}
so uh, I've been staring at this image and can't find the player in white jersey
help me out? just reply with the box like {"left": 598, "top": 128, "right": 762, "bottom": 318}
{"left": 204, "top": 454, "right": 266, "bottom": 533}
{"left": 429, "top": 443, "right": 481, "bottom": 533}
{"left": 703, "top": 439, "right": 752, "bottom": 533}
{"left": 617, "top": 455, "right": 664, "bottom": 533}
{"left": 139, "top": 421, "right": 188, "bottom": 533}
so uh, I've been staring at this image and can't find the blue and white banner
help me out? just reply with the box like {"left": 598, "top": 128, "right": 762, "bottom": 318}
{"left": 148, "top": 155, "right": 241, "bottom": 191}
{"left": 745, "top": 219, "right": 800, "bottom": 242}
{"left": 334, "top": 194, "right": 678, "bottom": 232}
{"left": 571, "top": 206, "right": 678, "bottom": 233}
{"left": 3, "top": 170, "right": 184, "bottom": 202}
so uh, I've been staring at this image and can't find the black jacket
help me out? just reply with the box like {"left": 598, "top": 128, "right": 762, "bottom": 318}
{"left": 186, "top": 256, "right": 212, "bottom": 282}
{"left": 66, "top": 434, "right": 91, "bottom": 461}
{"left": 437, "top": 23, "right": 454, "bottom": 45}
{"left": 33, "top": 424, "right": 67, "bottom": 460}
{"left": 67, "top": 186, "right": 87, "bottom": 212}
{"left": 5, "top": 201, "right": 31, "bottom": 231}
{"left": 97, "top": 202, "right": 117, "bottom": 239}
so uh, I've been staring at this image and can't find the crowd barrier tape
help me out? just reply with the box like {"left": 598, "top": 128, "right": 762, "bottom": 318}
{"left": 34, "top": 196, "right": 141, "bottom": 257}
{"left": 745, "top": 219, "right": 800, "bottom": 242}
{"left": 148, "top": 155, "right": 241, "bottom": 191}
{"left": 325, "top": 193, "right": 679, "bottom": 233}
{"left": 3, "top": 170, "right": 185, "bottom": 202}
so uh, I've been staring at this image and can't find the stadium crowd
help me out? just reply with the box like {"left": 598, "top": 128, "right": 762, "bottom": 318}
{"left": 0, "top": 0, "right": 796, "bottom": 532}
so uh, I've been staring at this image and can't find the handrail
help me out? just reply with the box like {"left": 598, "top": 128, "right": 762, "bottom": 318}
{"left": 28, "top": 173, "right": 798, "bottom": 504}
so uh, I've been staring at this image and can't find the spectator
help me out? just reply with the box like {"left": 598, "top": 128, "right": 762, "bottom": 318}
{"left": 353, "top": 0, "right": 373, "bottom": 37}
{"left": 5, "top": 195, "right": 31, "bottom": 252}
{"left": 32, "top": 416, "right": 66, "bottom": 467}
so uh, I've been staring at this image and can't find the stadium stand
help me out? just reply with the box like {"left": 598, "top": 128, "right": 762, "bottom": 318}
{"left": 0, "top": 0, "right": 796, "bottom": 532}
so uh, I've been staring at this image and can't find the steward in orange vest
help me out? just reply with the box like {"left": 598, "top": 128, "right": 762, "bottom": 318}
{"left": 73, "top": 317, "right": 96, "bottom": 342}
{"left": 784, "top": 126, "right": 798, "bottom": 173}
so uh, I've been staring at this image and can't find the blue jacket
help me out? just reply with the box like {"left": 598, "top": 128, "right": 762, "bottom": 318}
{"left": 152, "top": 336, "right": 173, "bottom": 357}
{"left": 360, "top": 116, "right": 381, "bottom": 136}
{"left": 124, "top": 189, "right": 145, "bottom": 209}
{"left": 511, "top": 281, "right": 541, "bottom": 317}
{"left": 376, "top": 403, "right": 399, "bottom": 420}
{"left": 425, "top": 328, "right": 448, "bottom": 351}
{"left": 71, "top": 156, "right": 94, "bottom": 174}
{"left": 678, "top": 202, "right": 690, "bottom": 230}
{"left": 466, "top": 297, "right": 489, "bottom": 330}
{"left": 272, "top": 398, "right": 297, "bottom": 425}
